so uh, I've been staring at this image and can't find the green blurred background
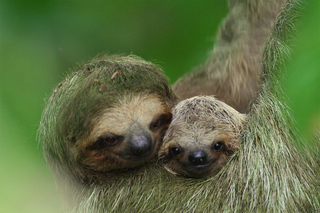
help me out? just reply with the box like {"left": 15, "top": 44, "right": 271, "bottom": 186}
{"left": 0, "top": 1, "right": 227, "bottom": 212}
{"left": 0, "top": 1, "right": 318, "bottom": 213}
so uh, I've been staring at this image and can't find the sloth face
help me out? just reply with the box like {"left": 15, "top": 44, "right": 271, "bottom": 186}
{"left": 78, "top": 94, "right": 172, "bottom": 173}
{"left": 159, "top": 125, "right": 239, "bottom": 178}
{"left": 159, "top": 96, "right": 246, "bottom": 178}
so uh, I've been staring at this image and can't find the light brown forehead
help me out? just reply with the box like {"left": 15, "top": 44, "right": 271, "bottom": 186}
{"left": 166, "top": 116, "right": 238, "bottom": 141}
{"left": 90, "top": 94, "right": 165, "bottom": 138}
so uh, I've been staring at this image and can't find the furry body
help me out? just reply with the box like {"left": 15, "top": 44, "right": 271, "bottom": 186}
{"left": 70, "top": 0, "right": 319, "bottom": 212}
{"left": 173, "top": 0, "right": 286, "bottom": 113}
{"left": 40, "top": 0, "right": 320, "bottom": 212}
{"left": 159, "top": 96, "right": 247, "bottom": 177}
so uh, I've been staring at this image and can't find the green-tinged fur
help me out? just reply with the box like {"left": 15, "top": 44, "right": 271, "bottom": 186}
{"left": 65, "top": 0, "right": 319, "bottom": 212}
{"left": 38, "top": 54, "right": 177, "bottom": 184}
{"left": 40, "top": 0, "right": 320, "bottom": 212}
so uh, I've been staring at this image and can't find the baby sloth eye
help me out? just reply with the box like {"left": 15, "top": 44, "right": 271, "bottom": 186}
{"left": 170, "top": 147, "right": 183, "bottom": 157}
{"left": 212, "top": 141, "right": 224, "bottom": 152}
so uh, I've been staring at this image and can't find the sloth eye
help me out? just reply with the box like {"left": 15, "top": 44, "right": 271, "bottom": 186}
{"left": 104, "top": 136, "right": 117, "bottom": 144}
{"left": 212, "top": 141, "right": 224, "bottom": 152}
{"left": 88, "top": 134, "right": 123, "bottom": 150}
{"left": 150, "top": 118, "right": 161, "bottom": 130}
{"left": 170, "top": 147, "right": 183, "bottom": 157}
{"left": 150, "top": 113, "right": 172, "bottom": 131}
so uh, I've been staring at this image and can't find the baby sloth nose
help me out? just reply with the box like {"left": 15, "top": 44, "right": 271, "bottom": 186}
{"left": 188, "top": 151, "right": 208, "bottom": 166}
{"left": 130, "top": 132, "right": 152, "bottom": 156}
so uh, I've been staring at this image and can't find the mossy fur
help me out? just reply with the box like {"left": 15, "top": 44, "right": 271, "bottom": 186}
{"left": 70, "top": 0, "right": 318, "bottom": 212}
{"left": 40, "top": 0, "right": 320, "bottom": 212}
{"left": 173, "top": 0, "right": 286, "bottom": 113}
{"left": 38, "top": 54, "right": 177, "bottom": 184}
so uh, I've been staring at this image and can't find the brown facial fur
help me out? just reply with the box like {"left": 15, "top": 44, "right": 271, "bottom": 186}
{"left": 39, "top": 54, "right": 178, "bottom": 184}
{"left": 76, "top": 94, "right": 172, "bottom": 174}
{"left": 159, "top": 96, "right": 246, "bottom": 178}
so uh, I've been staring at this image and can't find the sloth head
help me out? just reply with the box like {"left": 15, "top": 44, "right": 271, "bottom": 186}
{"left": 39, "top": 55, "right": 177, "bottom": 183}
{"left": 159, "top": 96, "right": 246, "bottom": 178}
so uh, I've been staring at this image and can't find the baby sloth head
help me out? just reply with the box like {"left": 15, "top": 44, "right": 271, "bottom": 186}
{"left": 159, "top": 96, "right": 247, "bottom": 178}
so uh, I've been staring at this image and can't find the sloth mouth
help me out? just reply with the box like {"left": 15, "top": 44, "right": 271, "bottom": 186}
{"left": 118, "top": 146, "right": 156, "bottom": 162}
{"left": 181, "top": 163, "right": 213, "bottom": 178}
{"left": 187, "top": 164, "right": 212, "bottom": 172}
{"left": 125, "top": 153, "right": 155, "bottom": 162}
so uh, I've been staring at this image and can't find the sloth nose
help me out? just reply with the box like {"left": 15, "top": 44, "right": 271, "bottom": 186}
{"left": 130, "top": 132, "right": 152, "bottom": 156}
{"left": 188, "top": 151, "right": 208, "bottom": 165}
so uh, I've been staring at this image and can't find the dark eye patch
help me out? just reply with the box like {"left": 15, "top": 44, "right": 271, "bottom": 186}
{"left": 87, "top": 134, "right": 124, "bottom": 150}
{"left": 150, "top": 113, "right": 172, "bottom": 131}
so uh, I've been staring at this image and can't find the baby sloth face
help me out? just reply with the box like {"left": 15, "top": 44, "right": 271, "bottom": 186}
{"left": 159, "top": 96, "right": 246, "bottom": 178}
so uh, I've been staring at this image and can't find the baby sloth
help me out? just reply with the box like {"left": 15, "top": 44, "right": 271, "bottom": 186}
{"left": 39, "top": 54, "right": 177, "bottom": 183}
{"left": 159, "top": 96, "right": 247, "bottom": 178}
